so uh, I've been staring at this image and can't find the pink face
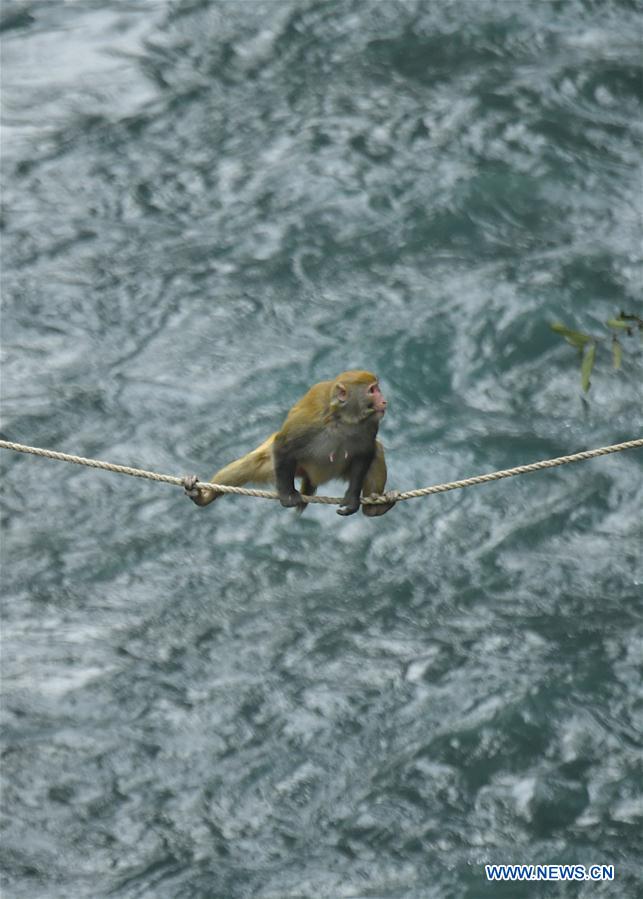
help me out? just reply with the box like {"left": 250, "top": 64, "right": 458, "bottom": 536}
{"left": 368, "top": 381, "right": 387, "bottom": 416}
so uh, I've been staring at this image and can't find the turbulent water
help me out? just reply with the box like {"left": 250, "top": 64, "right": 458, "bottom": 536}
{"left": 1, "top": 1, "right": 642, "bottom": 897}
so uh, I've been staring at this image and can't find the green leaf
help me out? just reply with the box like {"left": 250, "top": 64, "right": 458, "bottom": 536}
{"left": 612, "top": 338, "right": 622, "bottom": 370}
{"left": 550, "top": 322, "right": 592, "bottom": 348}
{"left": 581, "top": 342, "right": 596, "bottom": 392}
{"left": 606, "top": 318, "right": 629, "bottom": 330}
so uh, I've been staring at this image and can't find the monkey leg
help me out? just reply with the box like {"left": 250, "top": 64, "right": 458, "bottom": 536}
{"left": 296, "top": 473, "right": 317, "bottom": 515}
{"left": 184, "top": 434, "right": 276, "bottom": 508}
{"left": 361, "top": 440, "right": 396, "bottom": 517}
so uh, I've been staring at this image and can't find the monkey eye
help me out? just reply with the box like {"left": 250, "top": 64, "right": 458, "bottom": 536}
{"left": 368, "top": 384, "right": 378, "bottom": 394}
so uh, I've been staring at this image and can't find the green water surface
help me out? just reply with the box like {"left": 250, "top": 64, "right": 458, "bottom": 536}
{"left": 1, "top": 1, "right": 642, "bottom": 897}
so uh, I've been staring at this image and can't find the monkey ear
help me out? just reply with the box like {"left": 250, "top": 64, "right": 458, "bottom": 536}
{"left": 333, "top": 382, "right": 347, "bottom": 405}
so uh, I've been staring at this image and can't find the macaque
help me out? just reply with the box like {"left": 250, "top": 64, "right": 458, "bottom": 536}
{"left": 183, "top": 370, "right": 396, "bottom": 516}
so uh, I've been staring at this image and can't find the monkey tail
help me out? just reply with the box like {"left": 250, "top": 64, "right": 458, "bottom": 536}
{"left": 209, "top": 434, "right": 276, "bottom": 490}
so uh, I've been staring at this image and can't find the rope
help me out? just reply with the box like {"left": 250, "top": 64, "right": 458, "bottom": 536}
{"left": 1, "top": 437, "right": 641, "bottom": 507}
{"left": 395, "top": 437, "right": 643, "bottom": 501}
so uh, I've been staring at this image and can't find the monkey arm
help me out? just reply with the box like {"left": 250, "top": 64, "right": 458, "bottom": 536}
{"left": 272, "top": 439, "right": 303, "bottom": 509}
{"left": 337, "top": 452, "right": 375, "bottom": 516}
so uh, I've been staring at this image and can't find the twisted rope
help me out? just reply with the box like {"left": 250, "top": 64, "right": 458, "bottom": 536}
{"left": 395, "top": 437, "right": 643, "bottom": 501}
{"left": 1, "top": 437, "right": 641, "bottom": 507}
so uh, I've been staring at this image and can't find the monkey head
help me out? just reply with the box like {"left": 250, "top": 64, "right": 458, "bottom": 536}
{"left": 331, "top": 370, "right": 387, "bottom": 423}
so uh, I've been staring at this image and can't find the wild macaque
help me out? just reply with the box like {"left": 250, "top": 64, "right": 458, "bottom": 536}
{"left": 184, "top": 370, "right": 396, "bottom": 516}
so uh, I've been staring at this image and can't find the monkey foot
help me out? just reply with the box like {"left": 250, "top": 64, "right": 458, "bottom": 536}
{"left": 183, "top": 474, "right": 199, "bottom": 493}
{"left": 362, "top": 490, "right": 399, "bottom": 517}
{"left": 337, "top": 499, "right": 360, "bottom": 516}
{"left": 182, "top": 474, "right": 220, "bottom": 507}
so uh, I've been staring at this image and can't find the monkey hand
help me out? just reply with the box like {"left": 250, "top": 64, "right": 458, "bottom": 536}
{"left": 361, "top": 490, "right": 400, "bottom": 517}
{"left": 279, "top": 489, "right": 303, "bottom": 510}
{"left": 182, "top": 474, "right": 220, "bottom": 507}
{"left": 337, "top": 496, "right": 361, "bottom": 516}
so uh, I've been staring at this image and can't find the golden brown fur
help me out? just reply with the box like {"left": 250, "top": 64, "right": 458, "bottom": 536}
{"left": 184, "top": 370, "right": 395, "bottom": 516}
